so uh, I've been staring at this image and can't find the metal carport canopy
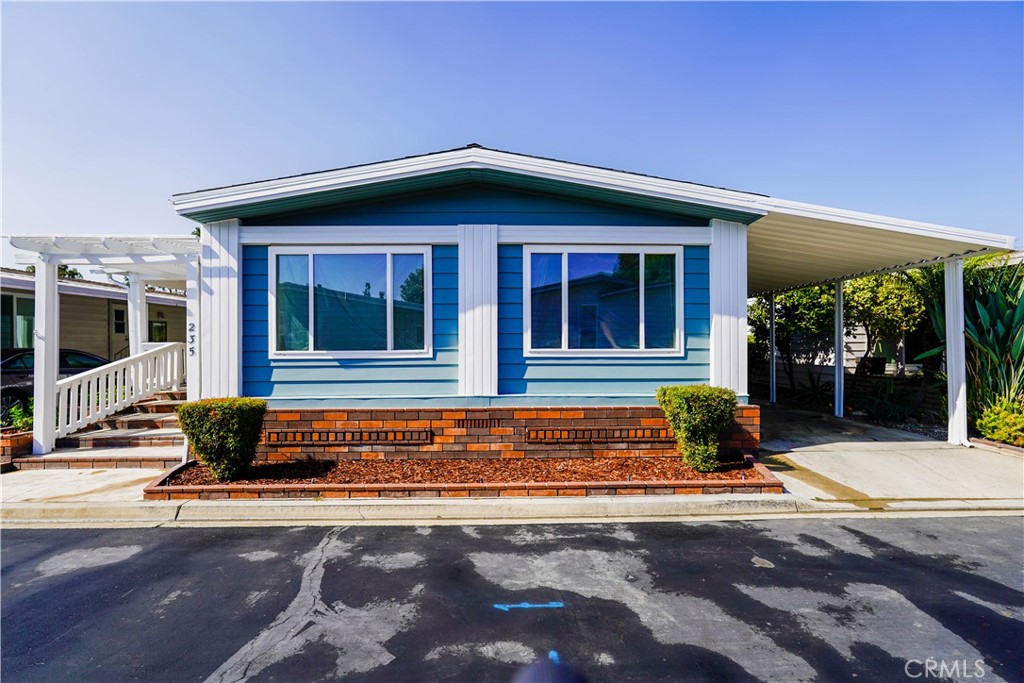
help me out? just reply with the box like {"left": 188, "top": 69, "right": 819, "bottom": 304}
{"left": 746, "top": 198, "right": 1019, "bottom": 296}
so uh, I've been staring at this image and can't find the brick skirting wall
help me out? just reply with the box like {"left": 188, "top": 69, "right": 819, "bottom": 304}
{"left": 257, "top": 405, "right": 760, "bottom": 462}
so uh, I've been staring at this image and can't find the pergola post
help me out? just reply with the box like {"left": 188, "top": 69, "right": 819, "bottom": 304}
{"left": 768, "top": 293, "right": 777, "bottom": 404}
{"left": 834, "top": 280, "right": 845, "bottom": 418}
{"left": 32, "top": 255, "right": 59, "bottom": 455}
{"left": 126, "top": 273, "right": 148, "bottom": 356}
{"left": 945, "top": 258, "right": 969, "bottom": 445}
{"left": 184, "top": 256, "right": 201, "bottom": 402}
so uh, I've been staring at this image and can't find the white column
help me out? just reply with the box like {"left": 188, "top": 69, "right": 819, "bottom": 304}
{"left": 199, "top": 219, "right": 241, "bottom": 398}
{"left": 834, "top": 280, "right": 845, "bottom": 418}
{"left": 457, "top": 224, "right": 498, "bottom": 396}
{"left": 945, "top": 258, "right": 969, "bottom": 445}
{"left": 184, "top": 255, "right": 201, "bottom": 402}
{"left": 31, "top": 256, "right": 59, "bottom": 455}
{"left": 709, "top": 219, "right": 749, "bottom": 399}
{"left": 768, "top": 292, "right": 777, "bottom": 404}
{"left": 126, "top": 273, "right": 148, "bottom": 357}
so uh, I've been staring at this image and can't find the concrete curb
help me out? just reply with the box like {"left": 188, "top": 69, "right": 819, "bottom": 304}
{"left": 4, "top": 494, "right": 1019, "bottom": 527}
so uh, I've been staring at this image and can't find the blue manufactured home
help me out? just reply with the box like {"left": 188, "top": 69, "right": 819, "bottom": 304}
{"left": 12, "top": 145, "right": 1017, "bottom": 453}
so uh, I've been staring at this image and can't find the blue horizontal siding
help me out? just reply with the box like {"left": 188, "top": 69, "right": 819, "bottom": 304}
{"left": 245, "top": 185, "right": 710, "bottom": 228}
{"left": 496, "top": 244, "right": 711, "bottom": 397}
{"left": 241, "top": 244, "right": 459, "bottom": 399}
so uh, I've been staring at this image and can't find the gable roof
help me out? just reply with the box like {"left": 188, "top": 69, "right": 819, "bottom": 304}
{"left": 169, "top": 144, "right": 1018, "bottom": 295}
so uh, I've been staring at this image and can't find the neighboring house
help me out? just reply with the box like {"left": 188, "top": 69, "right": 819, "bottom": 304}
{"left": 7, "top": 145, "right": 1018, "bottom": 454}
{"left": 0, "top": 267, "right": 185, "bottom": 360}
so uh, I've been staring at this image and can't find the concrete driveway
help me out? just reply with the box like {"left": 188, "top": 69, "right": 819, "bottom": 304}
{"left": 758, "top": 405, "right": 1024, "bottom": 503}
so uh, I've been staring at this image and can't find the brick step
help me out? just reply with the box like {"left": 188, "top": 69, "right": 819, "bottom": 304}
{"left": 134, "top": 400, "right": 185, "bottom": 414}
{"left": 156, "top": 390, "right": 187, "bottom": 402}
{"left": 13, "top": 454, "right": 183, "bottom": 470}
{"left": 97, "top": 412, "right": 179, "bottom": 431}
{"left": 56, "top": 427, "right": 185, "bottom": 449}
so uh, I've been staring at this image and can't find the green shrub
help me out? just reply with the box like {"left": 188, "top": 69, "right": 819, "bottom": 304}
{"left": 2, "top": 399, "right": 33, "bottom": 431}
{"left": 656, "top": 385, "right": 738, "bottom": 472}
{"left": 176, "top": 398, "right": 268, "bottom": 481}
{"left": 976, "top": 401, "right": 1024, "bottom": 448}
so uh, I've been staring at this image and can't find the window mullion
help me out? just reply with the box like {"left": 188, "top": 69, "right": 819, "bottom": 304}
{"left": 386, "top": 252, "right": 394, "bottom": 351}
{"left": 561, "top": 251, "right": 569, "bottom": 350}
{"left": 307, "top": 254, "right": 314, "bottom": 351}
{"left": 639, "top": 252, "right": 646, "bottom": 350}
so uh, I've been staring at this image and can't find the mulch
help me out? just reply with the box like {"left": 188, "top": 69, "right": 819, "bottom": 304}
{"left": 168, "top": 457, "right": 764, "bottom": 487}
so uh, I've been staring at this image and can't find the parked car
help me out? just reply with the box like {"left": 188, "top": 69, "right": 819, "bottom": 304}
{"left": 1, "top": 349, "right": 110, "bottom": 421}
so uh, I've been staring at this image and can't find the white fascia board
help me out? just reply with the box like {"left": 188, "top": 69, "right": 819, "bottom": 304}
{"left": 170, "top": 148, "right": 769, "bottom": 218}
{"left": 763, "top": 199, "right": 1019, "bottom": 251}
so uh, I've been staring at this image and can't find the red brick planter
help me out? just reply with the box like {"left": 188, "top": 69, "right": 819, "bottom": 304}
{"left": 142, "top": 454, "right": 783, "bottom": 500}
{"left": 1, "top": 429, "right": 32, "bottom": 472}
{"left": 256, "top": 405, "right": 760, "bottom": 462}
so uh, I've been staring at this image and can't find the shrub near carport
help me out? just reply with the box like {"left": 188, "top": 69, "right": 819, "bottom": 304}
{"left": 656, "top": 385, "right": 738, "bottom": 472}
{"left": 177, "top": 398, "right": 268, "bottom": 481}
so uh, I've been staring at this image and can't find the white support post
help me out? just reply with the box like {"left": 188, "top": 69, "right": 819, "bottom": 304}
{"left": 31, "top": 256, "right": 59, "bottom": 455}
{"left": 709, "top": 219, "right": 749, "bottom": 400}
{"left": 768, "top": 292, "right": 777, "bottom": 404}
{"left": 945, "top": 258, "right": 969, "bottom": 445}
{"left": 184, "top": 255, "right": 201, "bottom": 403}
{"left": 126, "top": 273, "right": 148, "bottom": 357}
{"left": 199, "top": 219, "right": 241, "bottom": 398}
{"left": 834, "top": 280, "right": 845, "bottom": 418}
{"left": 457, "top": 224, "right": 499, "bottom": 396}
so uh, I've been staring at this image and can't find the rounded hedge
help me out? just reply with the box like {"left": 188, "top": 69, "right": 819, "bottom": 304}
{"left": 656, "top": 385, "right": 738, "bottom": 472}
{"left": 176, "top": 398, "right": 268, "bottom": 481}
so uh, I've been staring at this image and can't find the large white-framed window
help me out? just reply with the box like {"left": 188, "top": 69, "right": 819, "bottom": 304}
{"left": 523, "top": 245, "right": 685, "bottom": 357}
{"left": 268, "top": 246, "right": 432, "bottom": 359}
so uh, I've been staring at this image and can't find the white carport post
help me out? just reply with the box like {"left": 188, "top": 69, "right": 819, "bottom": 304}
{"left": 31, "top": 255, "right": 59, "bottom": 455}
{"left": 944, "top": 258, "right": 969, "bottom": 445}
{"left": 768, "top": 293, "right": 777, "bottom": 404}
{"left": 126, "top": 273, "right": 148, "bottom": 357}
{"left": 834, "top": 280, "right": 844, "bottom": 418}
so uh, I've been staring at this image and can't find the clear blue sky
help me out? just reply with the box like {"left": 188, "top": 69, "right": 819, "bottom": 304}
{"left": 3, "top": 2, "right": 1021, "bottom": 271}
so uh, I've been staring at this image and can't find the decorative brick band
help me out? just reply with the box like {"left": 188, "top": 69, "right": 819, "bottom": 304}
{"left": 266, "top": 430, "right": 433, "bottom": 445}
{"left": 256, "top": 404, "right": 760, "bottom": 462}
{"left": 527, "top": 427, "right": 673, "bottom": 444}
{"left": 143, "top": 454, "right": 784, "bottom": 500}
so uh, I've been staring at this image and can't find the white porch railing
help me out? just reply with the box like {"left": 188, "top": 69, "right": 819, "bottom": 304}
{"left": 55, "top": 342, "right": 185, "bottom": 439}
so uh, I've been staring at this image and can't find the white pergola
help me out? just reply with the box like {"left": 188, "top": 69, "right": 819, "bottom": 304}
{"left": 9, "top": 235, "right": 200, "bottom": 454}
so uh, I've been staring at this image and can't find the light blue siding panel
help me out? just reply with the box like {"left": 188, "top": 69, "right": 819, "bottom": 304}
{"left": 242, "top": 245, "right": 459, "bottom": 397}
{"left": 685, "top": 288, "right": 710, "bottom": 305}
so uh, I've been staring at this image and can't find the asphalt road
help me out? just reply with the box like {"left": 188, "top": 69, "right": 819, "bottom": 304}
{"left": 2, "top": 517, "right": 1022, "bottom": 683}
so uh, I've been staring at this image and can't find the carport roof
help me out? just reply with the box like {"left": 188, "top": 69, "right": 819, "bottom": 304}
{"left": 170, "top": 145, "right": 1018, "bottom": 296}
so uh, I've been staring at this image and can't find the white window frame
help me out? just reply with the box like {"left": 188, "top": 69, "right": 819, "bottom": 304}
{"left": 268, "top": 245, "right": 433, "bottom": 359}
{"left": 2, "top": 293, "right": 36, "bottom": 349}
{"left": 522, "top": 244, "right": 686, "bottom": 357}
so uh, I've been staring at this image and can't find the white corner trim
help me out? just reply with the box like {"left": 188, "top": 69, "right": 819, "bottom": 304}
{"left": 458, "top": 225, "right": 498, "bottom": 396}
{"left": 199, "top": 219, "right": 241, "bottom": 398}
{"left": 709, "top": 219, "right": 748, "bottom": 397}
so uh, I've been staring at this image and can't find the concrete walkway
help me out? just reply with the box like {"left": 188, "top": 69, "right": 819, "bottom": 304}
{"left": 759, "top": 405, "right": 1024, "bottom": 504}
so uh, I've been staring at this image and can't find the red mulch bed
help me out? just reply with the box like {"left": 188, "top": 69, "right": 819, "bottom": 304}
{"left": 168, "top": 457, "right": 765, "bottom": 487}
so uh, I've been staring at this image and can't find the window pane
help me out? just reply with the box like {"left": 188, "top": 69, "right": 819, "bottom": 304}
{"left": 314, "top": 254, "right": 387, "bottom": 351}
{"left": 530, "top": 253, "right": 562, "bottom": 349}
{"left": 15, "top": 298, "right": 34, "bottom": 349}
{"left": 276, "top": 255, "right": 309, "bottom": 351}
{"left": 568, "top": 253, "right": 639, "bottom": 349}
{"left": 393, "top": 253, "right": 426, "bottom": 351}
{"left": 644, "top": 254, "right": 676, "bottom": 349}
{"left": 1, "top": 295, "right": 12, "bottom": 350}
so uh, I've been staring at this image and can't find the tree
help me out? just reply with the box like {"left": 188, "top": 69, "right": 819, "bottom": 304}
{"left": 25, "top": 264, "right": 83, "bottom": 280}
{"left": 748, "top": 285, "right": 840, "bottom": 394}
{"left": 399, "top": 268, "right": 424, "bottom": 303}
{"left": 844, "top": 274, "right": 925, "bottom": 376}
